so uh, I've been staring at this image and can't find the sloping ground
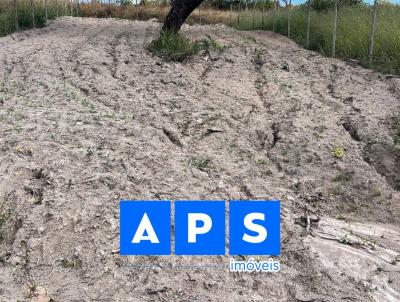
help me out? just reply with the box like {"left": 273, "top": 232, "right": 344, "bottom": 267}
{"left": 0, "top": 17, "right": 399, "bottom": 301}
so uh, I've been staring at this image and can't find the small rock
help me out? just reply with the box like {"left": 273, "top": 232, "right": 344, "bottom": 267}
{"left": 281, "top": 62, "right": 290, "bottom": 72}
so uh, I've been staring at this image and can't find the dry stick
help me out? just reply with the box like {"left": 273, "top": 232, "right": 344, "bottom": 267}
{"left": 14, "top": 0, "right": 19, "bottom": 31}
{"left": 332, "top": 0, "right": 338, "bottom": 57}
{"left": 31, "top": 0, "right": 35, "bottom": 28}
{"left": 56, "top": 0, "right": 58, "bottom": 18}
{"left": 306, "top": 0, "right": 312, "bottom": 49}
{"left": 368, "top": 0, "right": 378, "bottom": 66}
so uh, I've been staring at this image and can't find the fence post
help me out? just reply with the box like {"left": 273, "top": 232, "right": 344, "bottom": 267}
{"left": 273, "top": 0, "right": 276, "bottom": 32}
{"left": 136, "top": 0, "right": 138, "bottom": 20}
{"left": 230, "top": 4, "right": 232, "bottom": 26}
{"left": 253, "top": 0, "right": 256, "bottom": 30}
{"left": 45, "top": 0, "right": 48, "bottom": 21}
{"left": 13, "top": 0, "right": 19, "bottom": 31}
{"left": 306, "top": 0, "right": 312, "bottom": 49}
{"left": 332, "top": 0, "right": 338, "bottom": 57}
{"left": 287, "top": 1, "right": 292, "bottom": 38}
{"left": 237, "top": 3, "right": 240, "bottom": 26}
{"left": 368, "top": 0, "right": 378, "bottom": 66}
{"left": 262, "top": 2, "right": 264, "bottom": 30}
{"left": 199, "top": 5, "right": 202, "bottom": 25}
{"left": 31, "top": 0, "right": 35, "bottom": 28}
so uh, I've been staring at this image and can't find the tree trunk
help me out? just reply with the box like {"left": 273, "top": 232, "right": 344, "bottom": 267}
{"left": 163, "top": 0, "right": 205, "bottom": 32}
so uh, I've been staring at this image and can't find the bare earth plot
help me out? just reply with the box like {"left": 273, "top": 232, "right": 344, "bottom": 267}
{"left": 0, "top": 17, "right": 400, "bottom": 301}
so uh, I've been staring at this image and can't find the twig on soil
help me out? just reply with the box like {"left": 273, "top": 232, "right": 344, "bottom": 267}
{"left": 306, "top": 213, "right": 311, "bottom": 234}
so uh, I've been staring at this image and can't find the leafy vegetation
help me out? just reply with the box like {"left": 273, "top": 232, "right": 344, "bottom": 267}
{"left": 333, "top": 146, "right": 345, "bottom": 159}
{"left": 148, "top": 31, "right": 204, "bottom": 61}
{"left": 148, "top": 32, "right": 224, "bottom": 61}
{"left": 191, "top": 157, "right": 212, "bottom": 172}
{"left": 333, "top": 170, "right": 353, "bottom": 182}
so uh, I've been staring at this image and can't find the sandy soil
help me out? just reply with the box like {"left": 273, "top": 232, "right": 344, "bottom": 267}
{"left": 0, "top": 17, "right": 400, "bottom": 301}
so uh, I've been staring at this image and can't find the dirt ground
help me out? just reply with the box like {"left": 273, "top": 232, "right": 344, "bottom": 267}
{"left": 0, "top": 17, "right": 400, "bottom": 302}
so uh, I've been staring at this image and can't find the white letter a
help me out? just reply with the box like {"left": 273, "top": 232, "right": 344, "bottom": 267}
{"left": 132, "top": 213, "right": 160, "bottom": 243}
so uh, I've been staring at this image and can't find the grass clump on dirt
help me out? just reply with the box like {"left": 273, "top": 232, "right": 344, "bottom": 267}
{"left": 148, "top": 32, "right": 224, "bottom": 62}
{"left": 191, "top": 157, "right": 212, "bottom": 173}
{"left": 148, "top": 31, "right": 204, "bottom": 62}
{"left": 0, "top": 208, "right": 12, "bottom": 242}
{"left": 202, "top": 35, "right": 225, "bottom": 52}
{"left": 332, "top": 170, "right": 353, "bottom": 182}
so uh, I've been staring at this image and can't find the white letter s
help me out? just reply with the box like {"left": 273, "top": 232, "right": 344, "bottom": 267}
{"left": 242, "top": 213, "right": 267, "bottom": 243}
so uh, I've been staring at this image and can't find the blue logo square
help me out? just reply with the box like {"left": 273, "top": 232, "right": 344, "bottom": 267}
{"left": 229, "top": 200, "right": 280, "bottom": 255}
{"left": 175, "top": 201, "right": 225, "bottom": 255}
{"left": 120, "top": 200, "right": 171, "bottom": 255}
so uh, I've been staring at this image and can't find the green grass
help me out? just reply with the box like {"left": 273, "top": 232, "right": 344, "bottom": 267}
{"left": 203, "top": 34, "right": 226, "bottom": 51}
{"left": 232, "top": 4, "right": 400, "bottom": 74}
{"left": 0, "top": 0, "right": 76, "bottom": 37}
{"left": 148, "top": 32, "right": 224, "bottom": 61}
{"left": 148, "top": 31, "right": 204, "bottom": 61}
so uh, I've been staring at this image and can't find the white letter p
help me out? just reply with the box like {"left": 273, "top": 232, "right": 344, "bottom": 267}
{"left": 188, "top": 213, "right": 212, "bottom": 243}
